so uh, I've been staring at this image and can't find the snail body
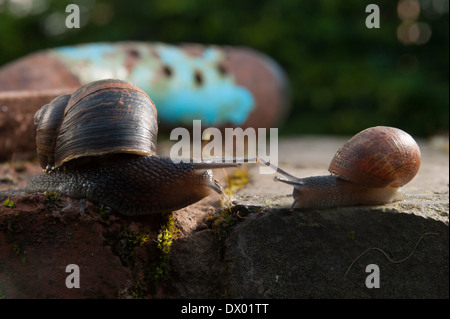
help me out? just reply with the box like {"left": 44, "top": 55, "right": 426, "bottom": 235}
{"left": 27, "top": 154, "right": 231, "bottom": 215}
{"left": 265, "top": 126, "right": 421, "bottom": 209}
{"left": 26, "top": 79, "right": 238, "bottom": 216}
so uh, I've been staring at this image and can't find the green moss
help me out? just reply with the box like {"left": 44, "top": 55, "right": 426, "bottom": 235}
{"left": 205, "top": 207, "right": 238, "bottom": 258}
{"left": 99, "top": 205, "right": 111, "bottom": 219}
{"left": 103, "top": 214, "right": 180, "bottom": 297}
{"left": 102, "top": 225, "right": 151, "bottom": 268}
{"left": 156, "top": 229, "right": 174, "bottom": 255}
{"left": 211, "top": 208, "right": 235, "bottom": 229}
{"left": 207, "top": 207, "right": 237, "bottom": 242}
{"left": 44, "top": 191, "right": 60, "bottom": 207}
{"left": 131, "top": 281, "right": 147, "bottom": 299}
{"left": 148, "top": 214, "right": 179, "bottom": 281}
{"left": 2, "top": 198, "right": 16, "bottom": 209}
{"left": 224, "top": 168, "right": 250, "bottom": 195}
{"left": 13, "top": 244, "right": 20, "bottom": 255}
{"left": 117, "top": 229, "right": 150, "bottom": 265}
{"left": 134, "top": 232, "right": 150, "bottom": 246}
{"left": 346, "top": 231, "right": 357, "bottom": 242}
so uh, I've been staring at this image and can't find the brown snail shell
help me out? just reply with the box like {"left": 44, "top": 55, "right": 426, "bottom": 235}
{"left": 34, "top": 93, "right": 71, "bottom": 170}
{"left": 262, "top": 126, "right": 422, "bottom": 209}
{"left": 328, "top": 126, "right": 421, "bottom": 188}
{"left": 34, "top": 79, "right": 158, "bottom": 169}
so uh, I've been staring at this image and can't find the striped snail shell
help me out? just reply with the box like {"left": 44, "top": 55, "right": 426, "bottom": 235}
{"left": 34, "top": 79, "right": 158, "bottom": 170}
{"left": 27, "top": 79, "right": 238, "bottom": 215}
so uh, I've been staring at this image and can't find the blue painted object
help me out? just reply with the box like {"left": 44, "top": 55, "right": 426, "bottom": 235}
{"left": 52, "top": 43, "right": 255, "bottom": 126}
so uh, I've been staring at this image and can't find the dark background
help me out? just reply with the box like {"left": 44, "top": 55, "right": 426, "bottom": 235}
{"left": 0, "top": 0, "right": 448, "bottom": 137}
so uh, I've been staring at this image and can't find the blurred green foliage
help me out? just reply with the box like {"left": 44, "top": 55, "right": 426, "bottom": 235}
{"left": 0, "top": 0, "right": 448, "bottom": 137}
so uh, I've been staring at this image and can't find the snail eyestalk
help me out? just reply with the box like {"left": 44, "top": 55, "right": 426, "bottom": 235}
{"left": 273, "top": 176, "right": 305, "bottom": 186}
{"left": 257, "top": 157, "right": 299, "bottom": 180}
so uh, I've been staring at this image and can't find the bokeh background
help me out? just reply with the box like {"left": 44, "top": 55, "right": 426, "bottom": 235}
{"left": 0, "top": 0, "right": 448, "bottom": 137}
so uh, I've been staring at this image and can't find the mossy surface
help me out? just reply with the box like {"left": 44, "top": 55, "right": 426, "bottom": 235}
{"left": 2, "top": 198, "right": 16, "bottom": 209}
{"left": 224, "top": 168, "right": 250, "bottom": 195}
{"left": 132, "top": 213, "right": 180, "bottom": 296}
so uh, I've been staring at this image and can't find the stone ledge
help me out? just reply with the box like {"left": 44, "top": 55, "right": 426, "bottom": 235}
{"left": 0, "top": 137, "right": 448, "bottom": 298}
{"left": 225, "top": 195, "right": 448, "bottom": 298}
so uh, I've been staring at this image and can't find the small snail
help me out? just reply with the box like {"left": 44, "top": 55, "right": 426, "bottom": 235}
{"left": 26, "top": 79, "right": 238, "bottom": 216}
{"left": 262, "top": 126, "right": 421, "bottom": 209}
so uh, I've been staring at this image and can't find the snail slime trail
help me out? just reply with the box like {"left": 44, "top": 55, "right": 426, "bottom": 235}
{"left": 169, "top": 120, "right": 279, "bottom": 174}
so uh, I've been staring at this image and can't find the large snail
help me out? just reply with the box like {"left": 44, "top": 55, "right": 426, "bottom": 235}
{"left": 26, "top": 79, "right": 239, "bottom": 216}
{"left": 262, "top": 126, "right": 421, "bottom": 209}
